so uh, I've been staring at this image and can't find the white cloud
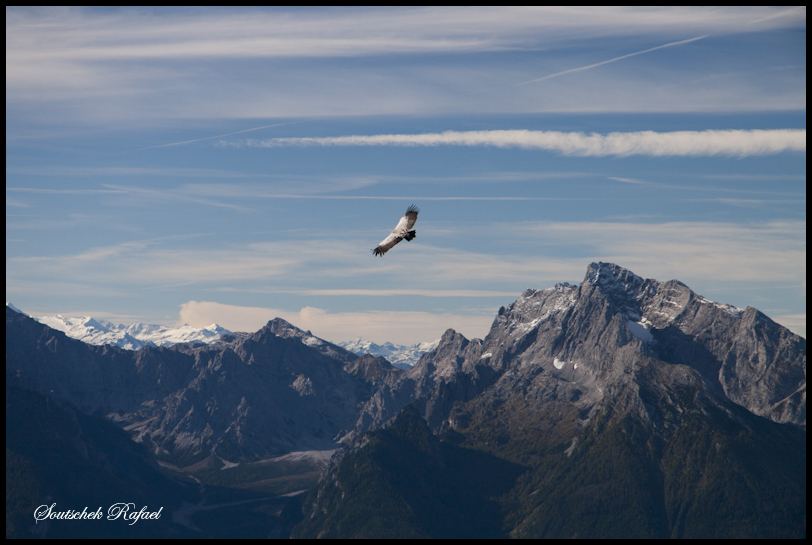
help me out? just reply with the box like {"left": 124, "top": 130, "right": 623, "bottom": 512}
{"left": 245, "top": 129, "right": 806, "bottom": 157}
{"left": 178, "top": 300, "right": 494, "bottom": 345}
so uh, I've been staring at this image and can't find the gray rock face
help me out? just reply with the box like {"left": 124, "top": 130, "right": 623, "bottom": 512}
{"left": 349, "top": 262, "right": 805, "bottom": 439}
{"left": 297, "top": 262, "right": 807, "bottom": 539}
{"left": 581, "top": 262, "right": 805, "bottom": 426}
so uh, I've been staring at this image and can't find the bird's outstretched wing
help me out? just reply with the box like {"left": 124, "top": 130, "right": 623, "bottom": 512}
{"left": 372, "top": 233, "right": 402, "bottom": 256}
{"left": 372, "top": 205, "right": 419, "bottom": 256}
{"left": 395, "top": 204, "right": 419, "bottom": 233}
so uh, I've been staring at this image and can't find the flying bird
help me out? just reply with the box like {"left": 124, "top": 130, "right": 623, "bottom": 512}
{"left": 372, "top": 205, "right": 419, "bottom": 256}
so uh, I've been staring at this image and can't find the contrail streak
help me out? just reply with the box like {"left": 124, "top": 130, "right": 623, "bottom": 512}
{"left": 108, "top": 121, "right": 304, "bottom": 156}
{"left": 138, "top": 122, "right": 302, "bottom": 151}
{"left": 247, "top": 129, "right": 806, "bottom": 157}
{"left": 516, "top": 35, "right": 709, "bottom": 86}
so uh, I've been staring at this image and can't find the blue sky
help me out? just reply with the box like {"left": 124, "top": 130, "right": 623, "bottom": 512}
{"left": 6, "top": 7, "right": 806, "bottom": 344}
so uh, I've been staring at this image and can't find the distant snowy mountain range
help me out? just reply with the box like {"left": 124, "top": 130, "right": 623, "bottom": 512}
{"left": 337, "top": 338, "right": 440, "bottom": 369}
{"left": 6, "top": 303, "right": 435, "bottom": 367}
{"left": 33, "top": 313, "right": 230, "bottom": 351}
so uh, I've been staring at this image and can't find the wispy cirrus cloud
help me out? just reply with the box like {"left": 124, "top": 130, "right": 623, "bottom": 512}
{"left": 101, "top": 184, "right": 255, "bottom": 212}
{"left": 256, "top": 288, "right": 518, "bottom": 297}
{"left": 7, "top": 7, "right": 802, "bottom": 68}
{"left": 607, "top": 177, "right": 655, "bottom": 185}
{"left": 7, "top": 187, "right": 125, "bottom": 195}
{"left": 6, "top": 7, "right": 805, "bottom": 121}
{"left": 499, "top": 220, "right": 806, "bottom": 285}
{"left": 7, "top": 166, "right": 264, "bottom": 178}
{"left": 235, "top": 129, "right": 806, "bottom": 157}
{"left": 8, "top": 241, "right": 303, "bottom": 286}
{"left": 6, "top": 198, "right": 31, "bottom": 208}
{"left": 8, "top": 220, "right": 804, "bottom": 289}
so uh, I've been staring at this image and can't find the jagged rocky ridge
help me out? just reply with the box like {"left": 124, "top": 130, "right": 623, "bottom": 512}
{"left": 298, "top": 262, "right": 806, "bottom": 538}
{"left": 345, "top": 262, "right": 804, "bottom": 441}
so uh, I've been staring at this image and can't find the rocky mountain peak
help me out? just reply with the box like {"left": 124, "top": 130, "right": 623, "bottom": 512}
{"left": 585, "top": 261, "right": 644, "bottom": 286}
{"left": 248, "top": 317, "right": 357, "bottom": 364}
{"left": 264, "top": 317, "right": 304, "bottom": 337}
{"left": 349, "top": 262, "right": 805, "bottom": 442}
{"left": 583, "top": 262, "right": 655, "bottom": 321}
{"left": 6, "top": 301, "right": 25, "bottom": 315}
{"left": 580, "top": 262, "right": 747, "bottom": 337}
{"left": 436, "top": 328, "right": 470, "bottom": 352}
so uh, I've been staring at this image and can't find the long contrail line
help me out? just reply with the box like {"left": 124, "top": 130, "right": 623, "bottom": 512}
{"left": 104, "top": 121, "right": 304, "bottom": 156}
{"left": 136, "top": 121, "right": 303, "bottom": 151}
{"left": 516, "top": 35, "right": 709, "bottom": 86}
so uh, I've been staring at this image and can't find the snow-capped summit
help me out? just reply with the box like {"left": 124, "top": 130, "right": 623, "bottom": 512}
{"left": 6, "top": 302, "right": 26, "bottom": 316}
{"left": 32, "top": 311, "right": 232, "bottom": 350}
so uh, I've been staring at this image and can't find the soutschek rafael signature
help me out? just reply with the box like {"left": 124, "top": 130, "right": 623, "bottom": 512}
{"left": 34, "top": 503, "right": 163, "bottom": 525}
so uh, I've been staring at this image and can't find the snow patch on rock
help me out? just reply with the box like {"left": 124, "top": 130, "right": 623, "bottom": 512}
{"left": 626, "top": 320, "right": 654, "bottom": 342}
